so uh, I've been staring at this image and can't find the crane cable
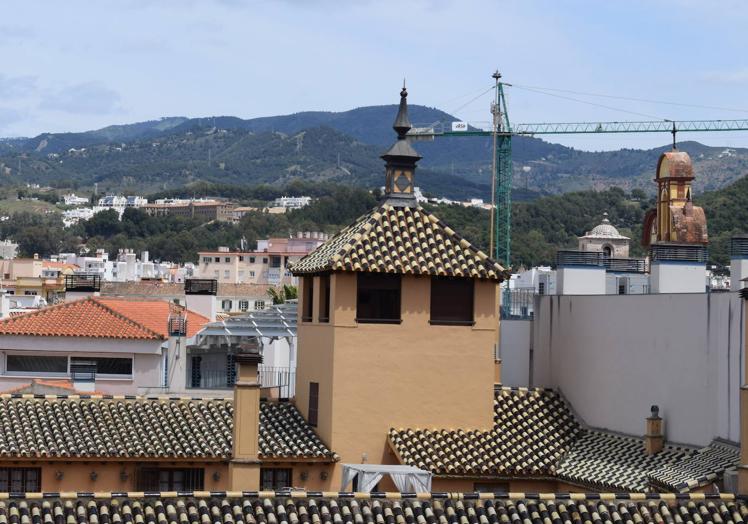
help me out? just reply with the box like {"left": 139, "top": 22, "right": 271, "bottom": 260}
{"left": 509, "top": 84, "right": 669, "bottom": 121}
{"left": 510, "top": 83, "right": 748, "bottom": 115}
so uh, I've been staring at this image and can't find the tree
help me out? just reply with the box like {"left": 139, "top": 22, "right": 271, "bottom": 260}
{"left": 84, "top": 209, "right": 122, "bottom": 237}
{"left": 268, "top": 284, "right": 298, "bottom": 304}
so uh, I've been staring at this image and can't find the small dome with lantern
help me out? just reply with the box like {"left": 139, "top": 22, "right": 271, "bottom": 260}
{"left": 586, "top": 213, "right": 629, "bottom": 240}
{"left": 578, "top": 213, "right": 630, "bottom": 258}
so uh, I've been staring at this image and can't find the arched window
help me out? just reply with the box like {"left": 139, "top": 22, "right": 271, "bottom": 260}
{"left": 602, "top": 245, "right": 612, "bottom": 258}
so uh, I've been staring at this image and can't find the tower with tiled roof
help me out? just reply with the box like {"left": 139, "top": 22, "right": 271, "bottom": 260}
{"left": 291, "top": 86, "right": 506, "bottom": 489}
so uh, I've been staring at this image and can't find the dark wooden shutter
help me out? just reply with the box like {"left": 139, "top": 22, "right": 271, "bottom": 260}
{"left": 308, "top": 382, "right": 319, "bottom": 427}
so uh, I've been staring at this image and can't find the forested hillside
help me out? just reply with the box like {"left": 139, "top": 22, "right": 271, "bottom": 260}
{"left": 3, "top": 172, "right": 746, "bottom": 268}
{"left": 2, "top": 105, "right": 748, "bottom": 200}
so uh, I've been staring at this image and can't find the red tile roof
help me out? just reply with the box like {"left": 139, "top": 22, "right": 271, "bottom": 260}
{"left": 0, "top": 297, "right": 209, "bottom": 340}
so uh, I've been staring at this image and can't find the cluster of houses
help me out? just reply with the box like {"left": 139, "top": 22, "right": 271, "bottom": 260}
{"left": 0, "top": 87, "right": 743, "bottom": 524}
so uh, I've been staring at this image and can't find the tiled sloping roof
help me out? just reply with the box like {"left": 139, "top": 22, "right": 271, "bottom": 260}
{"left": 388, "top": 388, "right": 580, "bottom": 476}
{"left": 0, "top": 297, "right": 209, "bottom": 340}
{"left": 259, "top": 402, "right": 337, "bottom": 460}
{"left": 0, "top": 494, "right": 739, "bottom": 524}
{"left": 292, "top": 204, "right": 505, "bottom": 280}
{"left": 96, "top": 298, "right": 208, "bottom": 338}
{"left": 0, "top": 396, "right": 335, "bottom": 461}
{"left": 556, "top": 430, "right": 693, "bottom": 492}
{"left": 647, "top": 441, "right": 739, "bottom": 492}
{"left": 101, "top": 281, "right": 272, "bottom": 299}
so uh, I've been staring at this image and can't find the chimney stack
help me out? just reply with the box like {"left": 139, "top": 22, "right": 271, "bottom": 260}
{"left": 644, "top": 405, "right": 664, "bottom": 455}
{"left": 228, "top": 348, "right": 263, "bottom": 489}
{"left": 184, "top": 279, "right": 217, "bottom": 322}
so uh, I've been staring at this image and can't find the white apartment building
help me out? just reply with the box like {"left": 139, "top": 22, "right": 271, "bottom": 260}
{"left": 196, "top": 232, "right": 328, "bottom": 286}
{"left": 62, "top": 194, "right": 89, "bottom": 206}
{"left": 0, "top": 240, "right": 18, "bottom": 260}
{"left": 93, "top": 195, "right": 147, "bottom": 217}
{"left": 272, "top": 196, "right": 312, "bottom": 209}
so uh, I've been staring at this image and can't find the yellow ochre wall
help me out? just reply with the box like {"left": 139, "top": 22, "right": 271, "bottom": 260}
{"left": 740, "top": 295, "right": 748, "bottom": 495}
{"left": 295, "top": 272, "right": 499, "bottom": 489}
{"left": 0, "top": 460, "right": 337, "bottom": 492}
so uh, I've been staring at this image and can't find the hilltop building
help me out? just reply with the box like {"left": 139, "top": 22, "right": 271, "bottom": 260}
{"left": 143, "top": 198, "right": 232, "bottom": 221}
{"left": 196, "top": 233, "right": 328, "bottom": 286}
{"left": 272, "top": 196, "right": 312, "bottom": 209}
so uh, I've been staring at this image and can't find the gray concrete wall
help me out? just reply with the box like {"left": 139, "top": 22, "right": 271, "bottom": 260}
{"left": 531, "top": 292, "right": 742, "bottom": 447}
{"left": 499, "top": 320, "right": 532, "bottom": 386}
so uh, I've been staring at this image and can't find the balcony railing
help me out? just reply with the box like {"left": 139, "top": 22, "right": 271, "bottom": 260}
{"left": 188, "top": 364, "right": 295, "bottom": 399}
{"left": 501, "top": 288, "right": 535, "bottom": 320}
{"left": 64, "top": 274, "right": 101, "bottom": 292}
{"left": 185, "top": 279, "right": 217, "bottom": 295}
{"left": 556, "top": 250, "right": 647, "bottom": 273}
{"left": 650, "top": 243, "right": 708, "bottom": 263}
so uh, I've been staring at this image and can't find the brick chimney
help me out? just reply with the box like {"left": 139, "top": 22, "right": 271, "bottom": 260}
{"left": 644, "top": 405, "right": 664, "bottom": 455}
{"left": 228, "top": 348, "right": 263, "bottom": 489}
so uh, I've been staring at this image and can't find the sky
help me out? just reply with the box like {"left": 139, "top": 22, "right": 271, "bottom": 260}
{"left": 2, "top": 0, "right": 748, "bottom": 150}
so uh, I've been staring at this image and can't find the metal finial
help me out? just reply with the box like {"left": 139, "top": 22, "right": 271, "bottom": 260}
{"left": 393, "top": 84, "right": 411, "bottom": 139}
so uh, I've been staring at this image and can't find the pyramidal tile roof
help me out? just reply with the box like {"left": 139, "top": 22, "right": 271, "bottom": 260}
{"left": 0, "top": 297, "right": 209, "bottom": 340}
{"left": 291, "top": 204, "right": 506, "bottom": 280}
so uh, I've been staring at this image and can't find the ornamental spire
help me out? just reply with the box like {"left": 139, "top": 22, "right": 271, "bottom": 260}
{"left": 381, "top": 84, "right": 422, "bottom": 205}
{"left": 393, "top": 84, "right": 412, "bottom": 139}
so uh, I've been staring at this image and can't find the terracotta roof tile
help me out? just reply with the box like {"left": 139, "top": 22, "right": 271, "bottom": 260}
{"left": 390, "top": 387, "right": 738, "bottom": 492}
{"left": 0, "top": 495, "right": 740, "bottom": 524}
{"left": 292, "top": 204, "right": 506, "bottom": 280}
{"left": 389, "top": 388, "right": 580, "bottom": 477}
{"left": 0, "top": 396, "right": 335, "bottom": 461}
{"left": 0, "top": 297, "right": 209, "bottom": 340}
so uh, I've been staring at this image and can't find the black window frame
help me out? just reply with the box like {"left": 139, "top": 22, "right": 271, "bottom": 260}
{"left": 308, "top": 382, "right": 319, "bottom": 427}
{"left": 0, "top": 468, "right": 41, "bottom": 492}
{"left": 137, "top": 467, "right": 204, "bottom": 491}
{"left": 355, "top": 273, "right": 401, "bottom": 324}
{"left": 302, "top": 275, "right": 314, "bottom": 322}
{"left": 430, "top": 276, "right": 475, "bottom": 326}
{"left": 6, "top": 354, "right": 68, "bottom": 375}
{"left": 318, "top": 274, "right": 331, "bottom": 323}
{"left": 70, "top": 356, "right": 133, "bottom": 377}
{"left": 260, "top": 468, "right": 292, "bottom": 490}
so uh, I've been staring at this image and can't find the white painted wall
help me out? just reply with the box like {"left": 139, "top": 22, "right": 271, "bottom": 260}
{"left": 499, "top": 320, "right": 532, "bottom": 386}
{"left": 557, "top": 267, "right": 606, "bottom": 295}
{"left": 731, "top": 258, "right": 748, "bottom": 291}
{"left": 650, "top": 262, "right": 707, "bottom": 293}
{"left": 531, "top": 292, "right": 742, "bottom": 447}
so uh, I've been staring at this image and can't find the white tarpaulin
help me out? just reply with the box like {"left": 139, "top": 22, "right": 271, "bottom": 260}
{"left": 340, "top": 464, "right": 432, "bottom": 492}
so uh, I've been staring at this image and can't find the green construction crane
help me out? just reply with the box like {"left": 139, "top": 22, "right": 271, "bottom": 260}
{"left": 408, "top": 72, "right": 748, "bottom": 268}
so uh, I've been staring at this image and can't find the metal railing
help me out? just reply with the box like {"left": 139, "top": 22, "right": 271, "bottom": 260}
{"left": 259, "top": 366, "right": 295, "bottom": 400}
{"left": 188, "top": 365, "right": 296, "bottom": 398}
{"left": 185, "top": 279, "right": 217, "bottom": 295}
{"left": 556, "top": 250, "right": 647, "bottom": 273}
{"left": 501, "top": 288, "right": 535, "bottom": 320}
{"left": 64, "top": 274, "right": 101, "bottom": 292}
{"left": 603, "top": 257, "right": 647, "bottom": 274}
{"left": 730, "top": 236, "right": 748, "bottom": 258}
{"left": 650, "top": 243, "right": 708, "bottom": 263}
{"left": 190, "top": 368, "right": 232, "bottom": 389}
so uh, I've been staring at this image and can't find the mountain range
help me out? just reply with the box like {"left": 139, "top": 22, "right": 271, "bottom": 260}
{"left": 2, "top": 105, "right": 747, "bottom": 200}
